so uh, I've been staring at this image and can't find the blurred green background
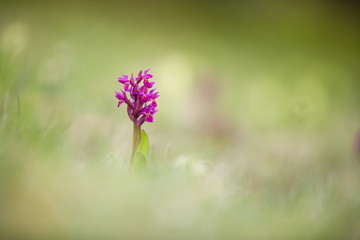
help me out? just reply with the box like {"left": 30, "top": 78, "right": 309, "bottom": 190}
{"left": 1, "top": 0, "right": 360, "bottom": 239}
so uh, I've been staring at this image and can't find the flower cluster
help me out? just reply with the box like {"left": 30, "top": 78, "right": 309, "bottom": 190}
{"left": 115, "top": 69, "right": 159, "bottom": 126}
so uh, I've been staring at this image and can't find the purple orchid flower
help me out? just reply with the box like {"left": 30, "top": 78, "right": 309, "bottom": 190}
{"left": 117, "top": 75, "right": 129, "bottom": 84}
{"left": 115, "top": 68, "right": 159, "bottom": 126}
{"left": 115, "top": 91, "right": 125, "bottom": 107}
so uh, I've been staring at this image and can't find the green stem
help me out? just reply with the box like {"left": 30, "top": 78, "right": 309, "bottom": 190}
{"left": 131, "top": 121, "right": 141, "bottom": 164}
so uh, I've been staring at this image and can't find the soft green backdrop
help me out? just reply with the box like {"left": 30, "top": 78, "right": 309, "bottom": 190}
{"left": 1, "top": 0, "right": 360, "bottom": 239}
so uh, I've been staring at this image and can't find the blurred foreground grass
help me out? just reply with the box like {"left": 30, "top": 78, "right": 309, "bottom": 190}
{"left": 1, "top": 0, "right": 360, "bottom": 239}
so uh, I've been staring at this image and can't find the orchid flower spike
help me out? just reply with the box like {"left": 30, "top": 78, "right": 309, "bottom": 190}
{"left": 115, "top": 68, "right": 159, "bottom": 126}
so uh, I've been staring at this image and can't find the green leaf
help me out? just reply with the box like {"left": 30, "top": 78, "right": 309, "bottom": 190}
{"left": 136, "top": 130, "right": 149, "bottom": 158}
{"left": 132, "top": 130, "right": 149, "bottom": 170}
{"left": 132, "top": 152, "right": 147, "bottom": 170}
